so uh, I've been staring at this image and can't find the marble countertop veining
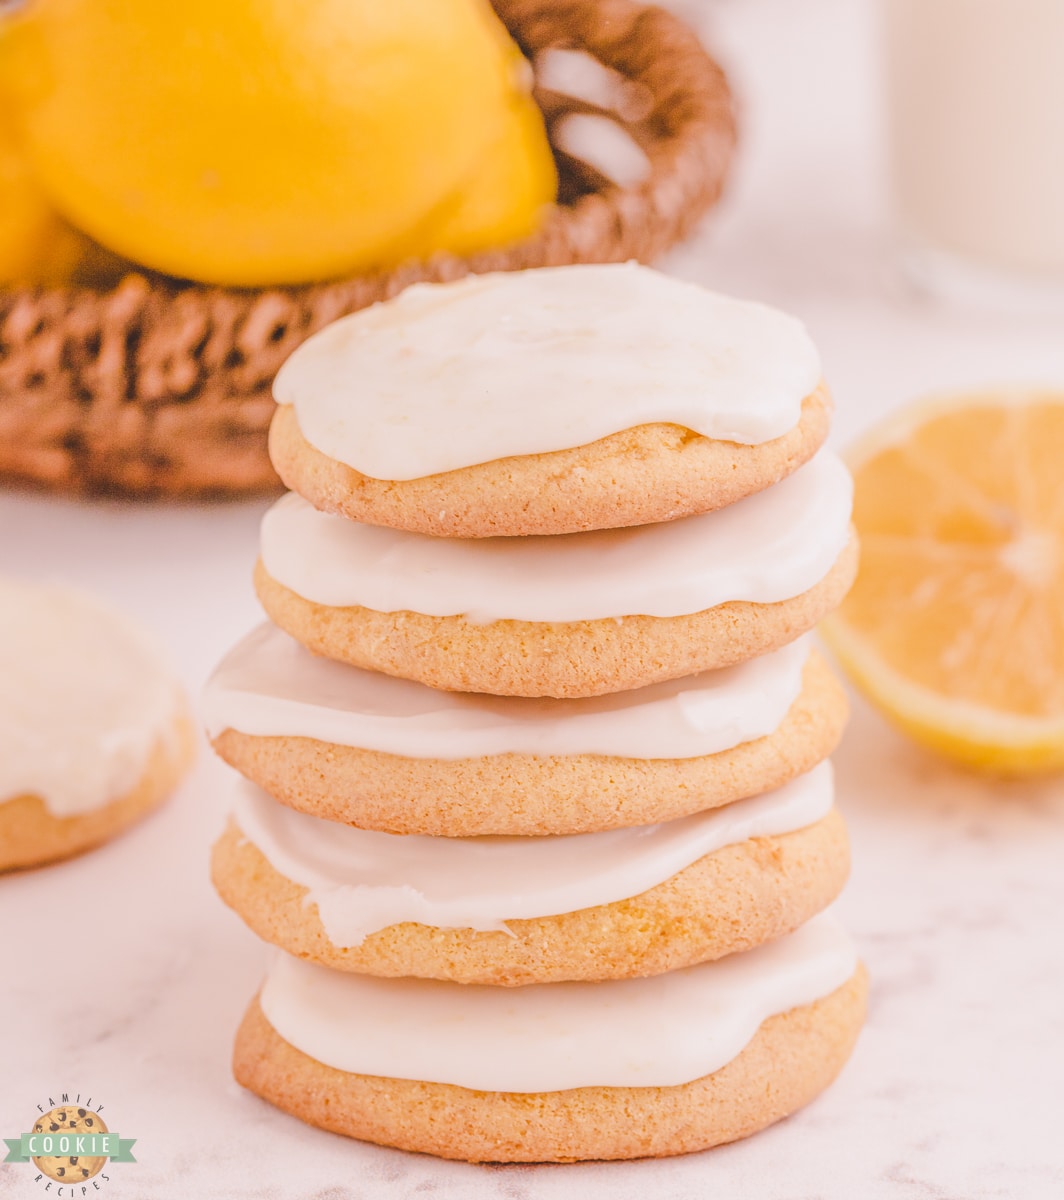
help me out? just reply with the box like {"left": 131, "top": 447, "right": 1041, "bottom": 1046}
{"left": 3, "top": 1, "right": 1064, "bottom": 1197}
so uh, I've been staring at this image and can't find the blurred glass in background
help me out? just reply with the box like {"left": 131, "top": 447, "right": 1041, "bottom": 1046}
{"left": 886, "top": 0, "right": 1064, "bottom": 308}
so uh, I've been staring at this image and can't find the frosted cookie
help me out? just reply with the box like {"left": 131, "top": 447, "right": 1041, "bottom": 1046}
{"left": 255, "top": 451, "right": 857, "bottom": 698}
{"left": 269, "top": 264, "right": 830, "bottom": 538}
{"left": 212, "top": 764, "right": 849, "bottom": 985}
{"left": 233, "top": 914, "right": 867, "bottom": 1162}
{"left": 206, "top": 626, "right": 847, "bottom": 835}
{"left": 0, "top": 580, "right": 195, "bottom": 872}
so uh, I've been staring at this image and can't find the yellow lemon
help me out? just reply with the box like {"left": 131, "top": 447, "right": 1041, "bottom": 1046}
{"left": 822, "top": 390, "right": 1064, "bottom": 775}
{"left": 0, "top": 0, "right": 555, "bottom": 286}
{"left": 413, "top": 83, "right": 557, "bottom": 259}
{"left": 0, "top": 105, "right": 84, "bottom": 285}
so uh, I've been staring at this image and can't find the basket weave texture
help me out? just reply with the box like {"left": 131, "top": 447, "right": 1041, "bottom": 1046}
{"left": 0, "top": 0, "right": 735, "bottom": 497}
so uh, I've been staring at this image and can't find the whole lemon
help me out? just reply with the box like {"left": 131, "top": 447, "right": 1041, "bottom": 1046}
{"left": 0, "top": 0, "right": 555, "bottom": 286}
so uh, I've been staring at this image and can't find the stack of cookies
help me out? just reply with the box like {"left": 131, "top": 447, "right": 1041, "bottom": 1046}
{"left": 205, "top": 263, "right": 867, "bottom": 1163}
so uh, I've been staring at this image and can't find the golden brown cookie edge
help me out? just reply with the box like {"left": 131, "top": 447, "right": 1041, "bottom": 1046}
{"left": 233, "top": 964, "right": 868, "bottom": 1162}
{"left": 269, "top": 385, "right": 832, "bottom": 538}
{"left": 211, "top": 808, "right": 849, "bottom": 984}
{"left": 212, "top": 650, "right": 848, "bottom": 835}
{"left": 252, "top": 532, "right": 859, "bottom": 698}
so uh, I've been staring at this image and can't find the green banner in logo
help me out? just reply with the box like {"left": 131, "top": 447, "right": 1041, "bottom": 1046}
{"left": 3, "top": 1133, "right": 136, "bottom": 1163}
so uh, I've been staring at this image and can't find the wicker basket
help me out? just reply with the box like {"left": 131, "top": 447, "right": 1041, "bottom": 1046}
{"left": 0, "top": 0, "right": 735, "bottom": 498}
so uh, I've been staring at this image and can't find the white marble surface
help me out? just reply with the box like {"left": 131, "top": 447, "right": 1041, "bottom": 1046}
{"left": 3, "top": 1, "right": 1064, "bottom": 1196}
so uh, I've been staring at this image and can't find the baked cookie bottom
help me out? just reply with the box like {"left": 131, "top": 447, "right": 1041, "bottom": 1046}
{"left": 233, "top": 964, "right": 867, "bottom": 1162}
{"left": 253, "top": 533, "right": 859, "bottom": 699}
{"left": 269, "top": 386, "right": 832, "bottom": 539}
{"left": 211, "top": 650, "right": 846, "bottom": 836}
{"left": 212, "top": 808, "right": 848, "bottom": 985}
{"left": 0, "top": 713, "right": 196, "bottom": 872}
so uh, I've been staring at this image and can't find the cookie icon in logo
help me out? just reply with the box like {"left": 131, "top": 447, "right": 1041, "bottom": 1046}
{"left": 31, "top": 1106, "right": 108, "bottom": 1183}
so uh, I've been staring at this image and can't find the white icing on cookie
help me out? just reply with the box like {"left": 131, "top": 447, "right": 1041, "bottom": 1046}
{"left": 259, "top": 451, "right": 853, "bottom": 623}
{"left": 204, "top": 625, "right": 811, "bottom": 760}
{"left": 273, "top": 263, "right": 823, "bottom": 480}
{"left": 259, "top": 911, "right": 857, "bottom": 1090}
{"left": 0, "top": 579, "right": 183, "bottom": 816}
{"left": 231, "top": 762, "right": 835, "bottom": 945}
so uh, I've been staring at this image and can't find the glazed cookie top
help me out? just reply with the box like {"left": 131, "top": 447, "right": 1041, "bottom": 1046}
{"left": 273, "top": 263, "right": 822, "bottom": 480}
{"left": 0, "top": 579, "right": 184, "bottom": 816}
{"left": 260, "top": 910, "right": 857, "bottom": 1090}
{"left": 259, "top": 451, "right": 853, "bottom": 622}
{"left": 204, "top": 625, "right": 811, "bottom": 760}
{"left": 230, "top": 762, "right": 834, "bottom": 945}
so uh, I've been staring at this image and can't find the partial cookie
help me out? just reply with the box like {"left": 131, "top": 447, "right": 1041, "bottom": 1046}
{"left": 254, "top": 535, "right": 857, "bottom": 699}
{"left": 212, "top": 806, "right": 849, "bottom": 986}
{"left": 271, "top": 263, "right": 827, "bottom": 537}
{"left": 210, "top": 647, "right": 846, "bottom": 836}
{"left": 233, "top": 916, "right": 867, "bottom": 1162}
{"left": 269, "top": 387, "right": 832, "bottom": 539}
{"left": 1, "top": 717, "right": 195, "bottom": 872}
{"left": 0, "top": 579, "right": 195, "bottom": 872}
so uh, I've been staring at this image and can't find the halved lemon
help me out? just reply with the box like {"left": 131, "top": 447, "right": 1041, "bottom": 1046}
{"left": 822, "top": 389, "right": 1064, "bottom": 774}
